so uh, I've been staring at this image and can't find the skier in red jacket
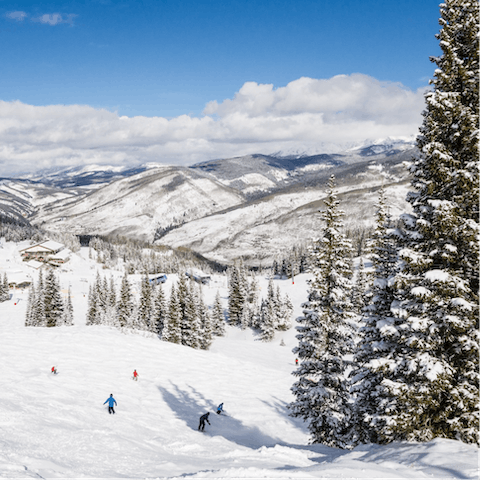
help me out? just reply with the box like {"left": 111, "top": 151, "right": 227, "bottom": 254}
{"left": 51, "top": 366, "right": 57, "bottom": 374}
{"left": 133, "top": 369, "right": 138, "bottom": 381}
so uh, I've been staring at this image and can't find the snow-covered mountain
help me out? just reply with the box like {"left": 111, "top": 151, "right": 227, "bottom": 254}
{"left": 1, "top": 142, "right": 417, "bottom": 263}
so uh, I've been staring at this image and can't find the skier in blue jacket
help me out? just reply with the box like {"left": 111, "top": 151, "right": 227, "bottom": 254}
{"left": 104, "top": 394, "right": 117, "bottom": 414}
{"left": 216, "top": 403, "right": 223, "bottom": 415}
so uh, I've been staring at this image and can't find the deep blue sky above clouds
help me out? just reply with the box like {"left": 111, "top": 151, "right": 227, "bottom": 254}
{"left": 0, "top": 0, "right": 442, "bottom": 175}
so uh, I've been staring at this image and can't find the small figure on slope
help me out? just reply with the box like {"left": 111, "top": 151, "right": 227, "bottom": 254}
{"left": 51, "top": 366, "right": 57, "bottom": 375}
{"left": 216, "top": 403, "right": 223, "bottom": 415}
{"left": 104, "top": 394, "right": 117, "bottom": 414}
{"left": 133, "top": 369, "right": 139, "bottom": 381}
{"left": 198, "top": 412, "right": 210, "bottom": 431}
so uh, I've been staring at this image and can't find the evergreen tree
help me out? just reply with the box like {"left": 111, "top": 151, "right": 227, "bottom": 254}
{"left": 151, "top": 283, "right": 167, "bottom": 336}
{"left": 33, "top": 270, "right": 46, "bottom": 327}
{"left": 181, "top": 281, "right": 200, "bottom": 348}
{"left": 138, "top": 273, "right": 153, "bottom": 331}
{"left": 384, "top": 0, "right": 479, "bottom": 445}
{"left": 117, "top": 272, "right": 133, "bottom": 328}
{"left": 0, "top": 272, "right": 8, "bottom": 302}
{"left": 86, "top": 283, "right": 99, "bottom": 326}
{"left": 163, "top": 284, "right": 182, "bottom": 344}
{"left": 290, "top": 175, "right": 356, "bottom": 449}
{"left": 198, "top": 293, "right": 213, "bottom": 350}
{"left": 212, "top": 290, "right": 226, "bottom": 336}
{"left": 62, "top": 286, "right": 74, "bottom": 326}
{"left": 44, "top": 270, "right": 64, "bottom": 328}
{"left": 228, "top": 262, "right": 247, "bottom": 326}
{"left": 259, "top": 298, "right": 275, "bottom": 341}
{"left": 25, "top": 283, "right": 36, "bottom": 326}
{"left": 277, "top": 288, "right": 293, "bottom": 331}
{"left": 350, "top": 187, "right": 400, "bottom": 444}
{"left": 351, "top": 257, "right": 368, "bottom": 315}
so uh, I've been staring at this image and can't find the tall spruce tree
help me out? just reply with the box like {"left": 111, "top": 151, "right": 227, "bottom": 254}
{"left": 138, "top": 273, "right": 153, "bottom": 331}
{"left": 385, "top": 0, "right": 479, "bottom": 444}
{"left": 290, "top": 175, "right": 356, "bottom": 449}
{"left": 212, "top": 290, "right": 226, "bottom": 336}
{"left": 163, "top": 284, "right": 182, "bottom": 344}
{"left": 151, "top": 283, "right": 167, "bottom": 336}
{"left": 117, "top": 272, "right": 133, "bottom": 328}
{"left": 350, "top": 187, "right": 400, "bottom": 444}
{"left": 44, "top": 270, "right": 64, "bottom": 328}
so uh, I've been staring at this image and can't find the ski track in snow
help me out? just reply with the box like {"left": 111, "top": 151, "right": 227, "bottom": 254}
{"left": 0, "top": 242, "right": 478, "bottom": 479}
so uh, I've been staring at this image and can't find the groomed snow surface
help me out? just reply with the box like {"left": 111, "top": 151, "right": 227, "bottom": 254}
{"left": 0, "top": 242, "right": 478, "bottom": 479}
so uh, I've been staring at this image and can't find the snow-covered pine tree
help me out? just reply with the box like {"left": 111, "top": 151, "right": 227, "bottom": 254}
{"left": 62, "top": 286, "right": 74, "bottom": 326}
{"left": 44, "top": 270, "right": 64, "bottom": 328}
{"left": 86, "top": 283, "right": 99, "bottom": 326}
{"left": 181, "top": 280, "right": 200, "bottom": 348}
{"left": 276, "top": 287, "right": 293, "bottom": 331}
{"left": 259, "top": 298, "right": 275, "bottom": 341}
{"left": 138, "top": 273, "right": 153, "bottom": 331}
{"left": 350, "top": 187, "right": 400, "bottom": 444}
{"left": 25, "top": 283, "right": 36, "bottom": 326}
{"left": 0, "top": 272, "right": 8, "bottom": 302}
{"left": 384, "top": 0, "right": 479, "bottom": 445}
{"left": 163, "top": 284, "right": 182, "bottom": 344}
{"left": 117, "top": 272, "right": 133, "bottom": 328}
{"left": 228, "top": 262, "right": 247, "bottom": 326}
{"left": 290, "top": 174, "right": 356, "bottom": 449}
{"left": 197, "top": 290, "right": 213, "bottom": 350}
{"left": 351, "top": 257, "right": 368, "bottom": 315}
{"left": 151, "top": 283, "right": 167, "bottom": 336}
{"left": 31, "top": 270, "right": 46, "bottom": 327}
{"left": 212, "top": 290, "right": 226, "bottom": 336}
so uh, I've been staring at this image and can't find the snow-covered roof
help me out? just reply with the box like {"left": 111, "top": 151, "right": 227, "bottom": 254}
{"left": 25, "top": 260, "right": 44, "bottom": 270}
{"left": 21, "top": 240, "right": 65, "bottom": 254}
{"left": 50, "top": 249, "right": 71, "bottom": 260}
{"left": 5, "top": 271, "right": 32, "bottom": 284}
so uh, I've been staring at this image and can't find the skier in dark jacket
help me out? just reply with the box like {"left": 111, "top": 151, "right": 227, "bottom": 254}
{"left": 198, "top": 412, "right": 210, "bottom": 431}
{"left": 104, "top": 394, "right": 117, "bottom": 414}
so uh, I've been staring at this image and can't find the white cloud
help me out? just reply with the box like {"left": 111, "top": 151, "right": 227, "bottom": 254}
{"left": 0, "top": 74, "right": 426, "bottom": 176}
{"left": 5, "top": 11, "right": 28, "bottom": 21}
{"left": 33, "top": 13, "right": 77, "bottom": 26}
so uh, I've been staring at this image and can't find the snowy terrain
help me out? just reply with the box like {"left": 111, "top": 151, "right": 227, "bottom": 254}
{"left": 0, "top": 241, "right": 478, "bottom": 479}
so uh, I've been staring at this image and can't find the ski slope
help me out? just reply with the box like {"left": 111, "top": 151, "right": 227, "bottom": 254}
{"left": 0, "top": 243, "right": 478, "bottom": 479}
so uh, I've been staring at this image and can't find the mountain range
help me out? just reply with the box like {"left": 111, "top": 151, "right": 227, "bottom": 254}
{"left": 0, "top": 140, "right": 417, "bottom": 265}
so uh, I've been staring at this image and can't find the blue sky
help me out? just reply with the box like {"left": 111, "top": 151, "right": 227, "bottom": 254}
{"left": 0, "top": 0, "right": 442, "bottom": 175}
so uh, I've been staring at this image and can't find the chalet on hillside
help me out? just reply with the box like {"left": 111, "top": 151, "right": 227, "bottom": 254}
{"left": 20, "top": 240, "right": 70, "bottom": 266}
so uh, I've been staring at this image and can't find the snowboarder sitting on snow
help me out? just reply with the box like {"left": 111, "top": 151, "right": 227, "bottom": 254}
{"left": 216, "top": 403, "right": 223, "bottom": 415}
{"left": 133, "top": 369, "right": 138, "bottom": 381}
{"left": 51, "top": 366, "right": 57, "bottom": 374}
{"left": 198, "top": 412, "right": 210, "bottom": 431}
{"left": 104, "top": 394, "right": 117, "bottom": 414}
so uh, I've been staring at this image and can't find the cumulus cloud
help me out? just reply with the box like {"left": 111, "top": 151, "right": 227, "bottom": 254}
{"left": 33, "top": 13, "right": 77, "bottom": 25}
{"left": 5, "top": 11, "right": 28, "bottom": 21}
{"left": 0, "top": 74, "right": 426, "bottom": 176}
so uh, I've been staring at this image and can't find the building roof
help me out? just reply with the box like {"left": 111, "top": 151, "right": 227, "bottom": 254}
{"left": 50, "top": 249, "right": 70, "bottom": 260}
{"left": 25, "top": 260, "right": 44, "bottom": 270}
{"left": 20, "top": 240, "right": 65, "bottom": 254}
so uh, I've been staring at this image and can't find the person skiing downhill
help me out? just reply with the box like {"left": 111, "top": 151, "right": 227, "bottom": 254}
{"left": 198, "top": 412, "right": 210, "bottom": 431}
{"left": 51, "top": 366, "right": 57, "bottom": 374}
{"left": 133, "top": 369, "right": 138, "bottom": 381}
{"left": 216, "top": 403, "right": 223, "bottom": 415}
{"left": 104, "top": 394, "right": 117, "bottom": 414}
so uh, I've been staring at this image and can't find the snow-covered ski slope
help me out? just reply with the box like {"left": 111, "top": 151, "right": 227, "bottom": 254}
{"left": 0, "top": 243, "right": 478, "bottom": 479}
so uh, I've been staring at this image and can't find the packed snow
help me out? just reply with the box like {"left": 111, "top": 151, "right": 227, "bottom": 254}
{"left": 0, "top": 241, "right": 478, "bottom": 479}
